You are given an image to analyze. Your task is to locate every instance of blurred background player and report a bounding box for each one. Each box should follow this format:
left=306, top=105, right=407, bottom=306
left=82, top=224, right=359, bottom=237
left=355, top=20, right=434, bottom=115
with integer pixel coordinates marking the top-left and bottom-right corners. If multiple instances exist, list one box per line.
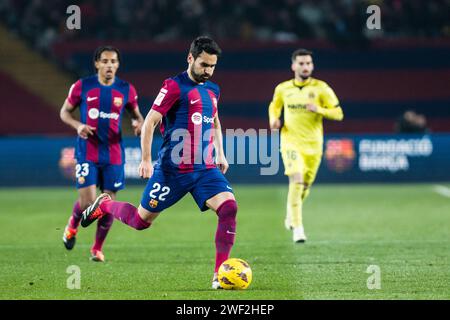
left=269, top=49, right=344, bottom=243
left=395, top=110, right=429, bottom=134
left=80, top=37, right=238, bottom=289
left=60, top=46, right=144, bottom=261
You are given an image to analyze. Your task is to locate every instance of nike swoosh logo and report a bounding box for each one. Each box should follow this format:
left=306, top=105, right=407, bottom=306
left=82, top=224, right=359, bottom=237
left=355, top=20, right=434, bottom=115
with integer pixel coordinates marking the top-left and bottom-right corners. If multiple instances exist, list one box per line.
left=190, top=99, right=200, bottom=104
left=114, top=182, right=122, bottom=187
left=87, top=97, right=98, bottom=102
left=226, top=185, right=233, bottom=190
left=226, top=230, right=236, bottom=235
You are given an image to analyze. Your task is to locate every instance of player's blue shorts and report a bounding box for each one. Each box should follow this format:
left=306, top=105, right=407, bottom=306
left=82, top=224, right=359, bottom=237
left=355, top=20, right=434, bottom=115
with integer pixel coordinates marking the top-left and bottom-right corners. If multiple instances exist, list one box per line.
left=140, top=167, right=233, bottom=213
left=75, top=160, right=125, bottom=192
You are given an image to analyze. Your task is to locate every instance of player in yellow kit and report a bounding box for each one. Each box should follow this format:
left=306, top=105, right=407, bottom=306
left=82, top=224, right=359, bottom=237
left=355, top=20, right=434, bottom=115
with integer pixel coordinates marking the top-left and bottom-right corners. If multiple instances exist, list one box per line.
left=268, top=49, right=344, bottom=243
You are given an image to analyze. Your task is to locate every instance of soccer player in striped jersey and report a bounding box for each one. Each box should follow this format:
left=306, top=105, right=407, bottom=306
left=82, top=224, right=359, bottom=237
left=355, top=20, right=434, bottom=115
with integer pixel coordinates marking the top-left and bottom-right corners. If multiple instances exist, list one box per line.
left=269, top=49, right=344, bottom=243
left=60, top=46, right=144, bottom=261
left=80, top=37, right=238, bottom=289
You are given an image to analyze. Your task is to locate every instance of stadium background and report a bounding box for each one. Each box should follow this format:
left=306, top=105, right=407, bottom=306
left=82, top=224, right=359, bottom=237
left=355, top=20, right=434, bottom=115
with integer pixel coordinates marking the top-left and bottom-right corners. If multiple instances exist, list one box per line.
left=1, top=0, right=449, bottom=186
left=0, top=0, right=449, bottom=300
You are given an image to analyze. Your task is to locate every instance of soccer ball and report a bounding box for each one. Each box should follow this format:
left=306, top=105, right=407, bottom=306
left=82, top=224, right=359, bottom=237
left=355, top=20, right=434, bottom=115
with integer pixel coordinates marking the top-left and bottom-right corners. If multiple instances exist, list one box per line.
left=218, top=258, right=252, bottom=290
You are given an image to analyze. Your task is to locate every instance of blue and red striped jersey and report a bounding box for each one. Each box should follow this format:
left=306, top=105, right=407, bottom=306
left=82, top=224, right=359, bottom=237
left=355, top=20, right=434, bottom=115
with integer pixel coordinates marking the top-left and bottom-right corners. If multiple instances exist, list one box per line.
left=67, top=75, right=138, bottom=165
left=151, top=71, right=219, bottom=173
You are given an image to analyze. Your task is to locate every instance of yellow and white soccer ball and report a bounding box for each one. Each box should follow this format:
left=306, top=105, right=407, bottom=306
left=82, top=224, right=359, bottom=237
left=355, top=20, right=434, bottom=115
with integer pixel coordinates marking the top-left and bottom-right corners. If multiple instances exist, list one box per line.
left=218, top=258, right=252, bottom=290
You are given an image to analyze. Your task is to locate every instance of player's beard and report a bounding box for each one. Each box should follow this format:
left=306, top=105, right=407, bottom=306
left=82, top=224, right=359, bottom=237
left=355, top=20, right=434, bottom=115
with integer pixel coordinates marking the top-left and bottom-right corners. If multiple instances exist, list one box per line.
left=190, top=67, right=210, bottom=83
left=299, top=70, right=312, bottom=81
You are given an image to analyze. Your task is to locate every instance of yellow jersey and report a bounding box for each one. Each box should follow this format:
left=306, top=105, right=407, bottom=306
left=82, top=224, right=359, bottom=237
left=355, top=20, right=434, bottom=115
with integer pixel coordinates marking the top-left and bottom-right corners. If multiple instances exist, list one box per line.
left=268, top=77, right=343, bottom=152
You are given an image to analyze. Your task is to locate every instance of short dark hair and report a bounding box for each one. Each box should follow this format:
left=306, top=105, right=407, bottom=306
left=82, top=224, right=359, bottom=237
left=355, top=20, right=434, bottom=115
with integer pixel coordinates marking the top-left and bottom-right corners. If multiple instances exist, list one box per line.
left=93, top=46, right=121, bottom=70
left=189, top=36, right=222, bottom=59
left=291, top=48, right=313, bottom=61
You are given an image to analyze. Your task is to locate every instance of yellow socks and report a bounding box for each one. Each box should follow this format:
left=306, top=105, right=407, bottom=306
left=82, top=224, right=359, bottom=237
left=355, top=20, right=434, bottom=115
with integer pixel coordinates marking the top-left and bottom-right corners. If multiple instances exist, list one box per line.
left=287, top=182, right=304, bottom=228
left=302, top=187, right=310, bottom=201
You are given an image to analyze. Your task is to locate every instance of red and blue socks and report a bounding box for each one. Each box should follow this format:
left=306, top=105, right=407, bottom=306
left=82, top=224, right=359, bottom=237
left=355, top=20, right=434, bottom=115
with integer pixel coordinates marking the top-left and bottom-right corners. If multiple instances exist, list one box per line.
left=214, top=200, right=238, bottom=272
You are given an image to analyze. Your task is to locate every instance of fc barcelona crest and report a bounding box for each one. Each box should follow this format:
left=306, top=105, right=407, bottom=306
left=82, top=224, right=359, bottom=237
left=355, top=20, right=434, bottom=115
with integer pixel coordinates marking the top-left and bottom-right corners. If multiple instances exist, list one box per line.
left=149, top=199, right=158, bottom=208
left=114, top=97, right=123, bottom=107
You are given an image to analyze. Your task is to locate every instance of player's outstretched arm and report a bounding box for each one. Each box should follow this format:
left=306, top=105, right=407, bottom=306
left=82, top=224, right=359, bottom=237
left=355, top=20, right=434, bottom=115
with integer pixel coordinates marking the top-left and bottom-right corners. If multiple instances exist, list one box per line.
left=139, top=109, right=163, bottom=178
left=60, top=99, right=95, bottom=139
left=319, top=106, right=344, bottom=121
left=306, top=104, right=344, bottom=121
left=213, top=114, right=229, bottom=174
left=306, top=84, right=343, bottom=121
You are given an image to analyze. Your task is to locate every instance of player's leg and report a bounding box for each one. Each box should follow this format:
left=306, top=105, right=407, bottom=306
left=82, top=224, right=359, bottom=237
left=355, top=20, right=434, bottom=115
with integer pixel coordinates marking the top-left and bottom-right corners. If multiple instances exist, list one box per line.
left=288, top=172, right=307, bottom=243
left=297, top=152, right=322, bottom=239
left=102, top=200, right=159, bottom=229
left=67, top=201, right=82, bottom=230
left=302, top=152, right=322, bottom=202
left=207, top=192, right=237, bottom=268
left=81, top=167, right=186, bottom=230
left=88, top=163, right=123, bottom=262
left=63, top=162, right=98, bottom=250
left=209, top=192, right=237, bottom=289
left=281, top=148, right=306, bottom=239
left=82, top=192, right=157, bottom=230
left=63, top=185, right=97, bottom=250
left=292, top=152, right=322, bottom=243
left=191, top=169, right=237, bottom=289
left=89, top=189, right=116, bottom=262
left=302, top=183, right=311, bottom=201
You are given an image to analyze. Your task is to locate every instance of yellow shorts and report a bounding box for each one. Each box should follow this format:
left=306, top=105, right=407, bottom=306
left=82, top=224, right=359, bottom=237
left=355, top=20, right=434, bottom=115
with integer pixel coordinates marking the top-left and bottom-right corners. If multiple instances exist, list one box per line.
left=281, top=146, right=322, bottom=185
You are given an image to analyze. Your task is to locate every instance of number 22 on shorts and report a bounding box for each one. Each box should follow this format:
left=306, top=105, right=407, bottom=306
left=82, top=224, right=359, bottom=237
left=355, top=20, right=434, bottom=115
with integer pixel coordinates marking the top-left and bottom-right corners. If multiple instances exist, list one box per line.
left=149, top=183, right=171, bottom=201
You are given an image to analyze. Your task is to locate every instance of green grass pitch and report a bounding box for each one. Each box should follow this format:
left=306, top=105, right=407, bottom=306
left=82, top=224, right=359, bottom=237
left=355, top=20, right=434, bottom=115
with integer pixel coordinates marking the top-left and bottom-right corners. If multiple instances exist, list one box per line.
left=0, top=184, right=449, bottom=299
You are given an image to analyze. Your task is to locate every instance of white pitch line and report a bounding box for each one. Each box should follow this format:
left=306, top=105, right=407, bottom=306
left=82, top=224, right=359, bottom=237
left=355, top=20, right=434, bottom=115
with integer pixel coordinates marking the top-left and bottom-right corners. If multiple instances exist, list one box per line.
left=433, top=185, right=450, bottom=198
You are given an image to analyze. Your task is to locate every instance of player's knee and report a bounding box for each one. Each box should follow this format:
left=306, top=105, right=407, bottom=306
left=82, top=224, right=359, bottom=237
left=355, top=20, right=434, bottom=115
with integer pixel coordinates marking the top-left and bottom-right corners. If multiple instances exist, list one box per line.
left=138, top=206, right=159, bottom=226
left=216, top=199, right=238, bottom=221
left=289, top=173, right=303, bottom=184
left=139, top=213, right=153, bottom=225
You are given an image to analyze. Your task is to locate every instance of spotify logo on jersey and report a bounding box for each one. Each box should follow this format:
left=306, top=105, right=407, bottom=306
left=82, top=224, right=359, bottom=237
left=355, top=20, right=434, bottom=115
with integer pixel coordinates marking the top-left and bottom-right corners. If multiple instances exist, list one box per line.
left=191, top=112, right=202, bottom=125
left=88, top=108, right=99, bottom=119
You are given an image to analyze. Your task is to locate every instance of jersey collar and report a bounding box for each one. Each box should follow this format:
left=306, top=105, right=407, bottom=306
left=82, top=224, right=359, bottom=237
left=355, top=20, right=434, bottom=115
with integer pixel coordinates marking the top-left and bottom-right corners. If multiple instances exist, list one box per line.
left=184, top=70, right=206, bottom=86
left=96, top=75, right=116, bottom=87
left=293, top=77, right=312, bottom=88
